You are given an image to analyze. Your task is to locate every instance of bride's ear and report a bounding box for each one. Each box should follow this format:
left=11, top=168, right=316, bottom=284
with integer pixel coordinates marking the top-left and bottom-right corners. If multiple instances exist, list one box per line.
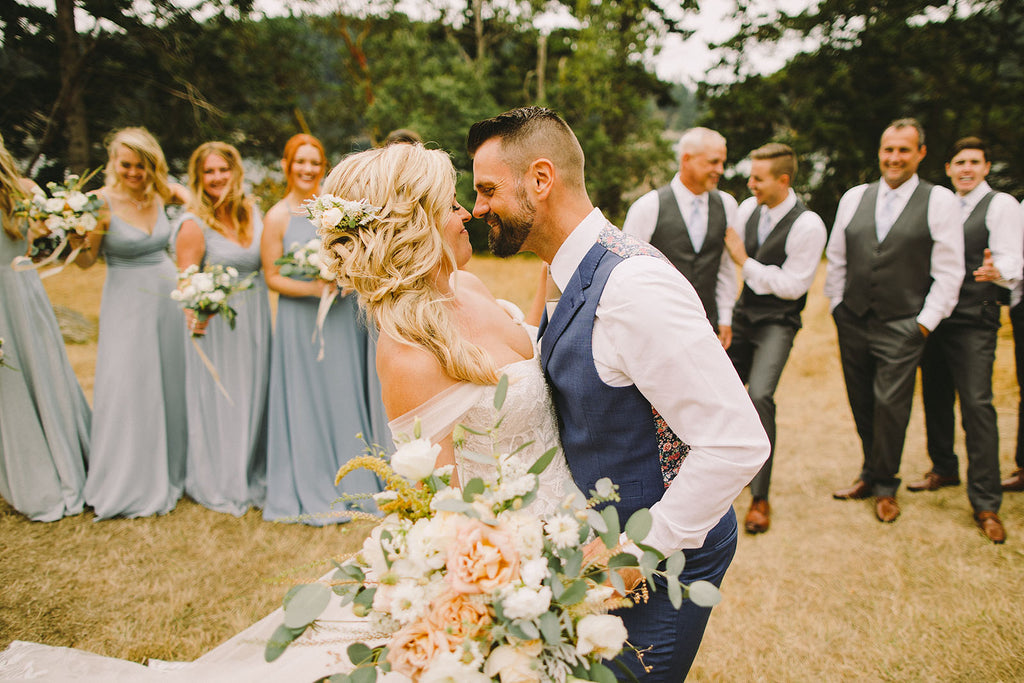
left=528, top=158, right=555, bottom=201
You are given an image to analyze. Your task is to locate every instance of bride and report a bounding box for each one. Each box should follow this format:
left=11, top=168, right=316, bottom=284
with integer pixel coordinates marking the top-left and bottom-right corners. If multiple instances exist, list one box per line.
left=318, top=141, right=575, bottom=513
left=0, top=143, right=575, bottom=681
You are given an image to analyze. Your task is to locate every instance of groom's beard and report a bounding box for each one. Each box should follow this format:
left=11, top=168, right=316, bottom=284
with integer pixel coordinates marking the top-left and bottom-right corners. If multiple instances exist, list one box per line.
left=487, top=184, right=536, bottom=257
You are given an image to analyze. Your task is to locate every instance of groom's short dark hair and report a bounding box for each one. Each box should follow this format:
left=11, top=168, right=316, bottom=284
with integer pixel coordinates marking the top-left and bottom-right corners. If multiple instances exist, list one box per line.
left=467, top=107, right=585, bottom=191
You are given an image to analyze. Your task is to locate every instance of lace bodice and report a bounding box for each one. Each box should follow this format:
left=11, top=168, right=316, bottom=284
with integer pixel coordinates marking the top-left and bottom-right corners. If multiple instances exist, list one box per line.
left=388, top=303, right=578, bottom=517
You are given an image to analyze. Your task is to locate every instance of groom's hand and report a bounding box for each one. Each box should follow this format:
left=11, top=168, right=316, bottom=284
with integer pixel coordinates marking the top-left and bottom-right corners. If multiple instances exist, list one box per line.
left=582, top=538, right=645, bottom=596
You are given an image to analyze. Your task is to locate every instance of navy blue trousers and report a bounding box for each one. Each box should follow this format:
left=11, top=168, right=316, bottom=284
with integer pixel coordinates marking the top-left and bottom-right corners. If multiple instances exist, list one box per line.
left=613, top=508, right=738, bottom=682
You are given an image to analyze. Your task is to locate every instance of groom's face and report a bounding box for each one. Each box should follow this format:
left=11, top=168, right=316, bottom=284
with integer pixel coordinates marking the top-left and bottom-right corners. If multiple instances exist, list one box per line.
left=472, top=138, right=537, bottom=257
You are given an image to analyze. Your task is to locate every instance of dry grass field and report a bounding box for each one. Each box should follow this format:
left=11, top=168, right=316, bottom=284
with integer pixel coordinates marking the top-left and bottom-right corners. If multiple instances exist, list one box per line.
left=2, top=253, right=1023, bottom=681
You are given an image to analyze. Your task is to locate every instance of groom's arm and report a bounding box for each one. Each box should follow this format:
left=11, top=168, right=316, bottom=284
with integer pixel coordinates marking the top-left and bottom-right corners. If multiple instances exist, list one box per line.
left=593, top=256, right=769, bottom=555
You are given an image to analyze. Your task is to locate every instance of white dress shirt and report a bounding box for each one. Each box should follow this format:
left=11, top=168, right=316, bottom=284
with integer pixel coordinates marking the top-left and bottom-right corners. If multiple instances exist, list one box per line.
left=956, top=181, right=1023, bottom=305
left=824, top=175, right=965, bottom=331
left=734, top=190, right=828, bottom=300
left=547, top=209, right=770, bottom=555
left=622, top=175, right=740, bottom=326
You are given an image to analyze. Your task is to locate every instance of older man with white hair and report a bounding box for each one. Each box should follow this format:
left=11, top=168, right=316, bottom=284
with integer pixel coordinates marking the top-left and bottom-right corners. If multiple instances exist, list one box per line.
left=623, top=127, right=739, bottom=347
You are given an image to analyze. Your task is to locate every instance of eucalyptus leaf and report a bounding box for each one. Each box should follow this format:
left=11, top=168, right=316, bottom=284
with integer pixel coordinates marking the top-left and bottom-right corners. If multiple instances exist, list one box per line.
left=347, top=642, right=374, bottom=666
left=559, top=579, right=588, bottom=605
left=458, top=449, right=496, bottom=465
left=667, top=576, right=683, bottom=609
left=539, top=611, right=562, bottom=644
left=527, top=446, right=559, bottom=476
left=608, top=569, right=625, bottom=596
left=510, top=439, right=535, bottom=456
left=624, top=508, right=652, bottom=543
left=586, top=508, right=608, bottom=534
left=350, top=665, right=378, bottom=683
left=283, top=583, right=331, bottom=629
left=431, top=498, right=477, bottom=515
left=639, top=551, right=659, bottom=581
left=326, top=676, right=350, bottom=683
left=608, top=552, right=639, bottom=568
left=563, top=549, right=583, bottom=576
left=493, top=373, right=509, bottom=410
left=462, top=477, right=486, bottom=501
left=665, top=551, right=686, bottom=577
left=353, top=587, right=377, bottom=610
left=264, top=623, right=306, bottom=662
left=589, top=661, right=618, bottom=683
left=686, top=580, right=722, bottom=608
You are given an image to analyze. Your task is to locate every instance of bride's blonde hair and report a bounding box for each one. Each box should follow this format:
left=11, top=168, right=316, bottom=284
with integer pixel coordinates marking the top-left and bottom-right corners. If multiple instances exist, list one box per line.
left=320, top=143, right=499, bottom=385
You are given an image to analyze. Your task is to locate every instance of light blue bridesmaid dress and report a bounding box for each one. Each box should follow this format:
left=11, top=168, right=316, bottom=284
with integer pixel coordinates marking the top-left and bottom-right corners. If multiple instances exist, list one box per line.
left=263, top=212, right=382, bottom=524
left=0, top=220, right=89, bottom=521
left=178, top=211, right=270, bottom=516
left=364, top=326, right=395, bottom=453
left=83, top=205, right=187, bottom=519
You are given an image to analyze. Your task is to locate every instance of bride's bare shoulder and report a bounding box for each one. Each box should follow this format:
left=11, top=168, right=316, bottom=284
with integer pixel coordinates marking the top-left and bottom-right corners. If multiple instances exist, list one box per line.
left=376, top=332, right=459, bottom=419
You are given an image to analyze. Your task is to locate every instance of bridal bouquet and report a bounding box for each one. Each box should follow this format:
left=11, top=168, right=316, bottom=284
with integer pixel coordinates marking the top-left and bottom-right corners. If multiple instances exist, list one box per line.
left=268, top=377, right=721, bottom=682
left=11, top=170, right=104, bottom=276
left=275, top=238, right=333, bottom=281
left=170, top=264, right=256, bottom=337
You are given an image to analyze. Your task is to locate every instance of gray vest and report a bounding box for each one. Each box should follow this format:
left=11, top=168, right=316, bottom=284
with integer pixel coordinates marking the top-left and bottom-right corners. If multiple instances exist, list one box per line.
left=843, top=181, right=934, bottom=321
left=649, top=185, right=727, bottom=326
left=946, top=191, right=1003, bottom=328
left=734, top=200, right=809, bottom=329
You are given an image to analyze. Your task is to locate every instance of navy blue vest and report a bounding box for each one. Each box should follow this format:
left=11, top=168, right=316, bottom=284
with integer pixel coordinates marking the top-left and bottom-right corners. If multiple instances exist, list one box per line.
left=540, top=225, right=690, bottom=519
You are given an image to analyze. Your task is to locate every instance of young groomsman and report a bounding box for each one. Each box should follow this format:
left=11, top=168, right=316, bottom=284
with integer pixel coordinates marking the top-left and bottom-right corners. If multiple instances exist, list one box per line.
left=724, top=143, right=827, bottom=534
left=909, top=137, right=1022, bottom=543
left=622, top=127, right=739, bottom=347
left=826, top=118, right=964, bottom=523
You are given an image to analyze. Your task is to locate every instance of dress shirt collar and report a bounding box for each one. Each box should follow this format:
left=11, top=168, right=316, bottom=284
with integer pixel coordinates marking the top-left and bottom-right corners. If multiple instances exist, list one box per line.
left=549, top=207, right=608, bottom=294
left=959, top=180, right=992, bottom=212
left=764, top=188, right=797, bottom=224
left=671, top=174, right=706, bottom=209
left=879, top=174, right=919, bottom=204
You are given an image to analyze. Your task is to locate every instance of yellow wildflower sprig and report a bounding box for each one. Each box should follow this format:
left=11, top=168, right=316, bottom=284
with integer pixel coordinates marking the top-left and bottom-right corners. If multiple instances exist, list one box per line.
left=334, top=455, right=434, bottom=521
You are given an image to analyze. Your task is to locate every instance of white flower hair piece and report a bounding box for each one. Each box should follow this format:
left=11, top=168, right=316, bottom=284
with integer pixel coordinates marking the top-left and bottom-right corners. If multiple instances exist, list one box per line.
left=304, top=194, right=383, bottom=233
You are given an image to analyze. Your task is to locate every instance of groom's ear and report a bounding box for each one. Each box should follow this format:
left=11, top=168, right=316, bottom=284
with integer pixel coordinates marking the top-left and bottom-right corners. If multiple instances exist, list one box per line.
left=528, top=158, right=555, bottom=201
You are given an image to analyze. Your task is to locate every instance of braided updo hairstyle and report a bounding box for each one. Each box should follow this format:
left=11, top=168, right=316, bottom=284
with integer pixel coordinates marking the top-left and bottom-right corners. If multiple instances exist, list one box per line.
left=319, top=143, right=500, bottom=385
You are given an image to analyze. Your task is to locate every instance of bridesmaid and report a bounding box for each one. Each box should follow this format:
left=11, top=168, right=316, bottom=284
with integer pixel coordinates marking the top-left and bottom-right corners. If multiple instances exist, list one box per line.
left=74, top=127, right=189, bottom=519
left=0, top=133, right=90, bottom=521
left=175, top=142, right=269, bottom=516
left=260, top=134, right=381, bottom=524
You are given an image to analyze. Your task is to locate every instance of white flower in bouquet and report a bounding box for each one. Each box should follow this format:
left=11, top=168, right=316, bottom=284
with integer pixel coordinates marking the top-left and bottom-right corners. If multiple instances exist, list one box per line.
left=66, top=192, right=89, bottom=212
left=575, top=614, right=628, bottom=660
left=422, top=649, right=491, bottom=683
left=44, top=215, right=63, bottom=232
left=44, top=197, right=66, bottom=213
left=78, top=212, right=98, bottom=233
left=171, top=264, right=256, bottom=337
left=391, top=437, right=441, bottom=481
left=388, top=580, right=434, bottom=624
left=320, top=206, right=344, bottom=229
left=483, top=642, right=543, bottom=683
left=544, top=512, right=581, bottom=549
left=305, top=194, right=382, bottom=234
left=518, top=557, right=551, bottom=588
left=498, top=583, right=552, bottom=621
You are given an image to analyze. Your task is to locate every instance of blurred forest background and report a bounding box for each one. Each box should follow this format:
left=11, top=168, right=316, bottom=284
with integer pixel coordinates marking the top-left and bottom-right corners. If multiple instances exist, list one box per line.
left=2, top=0, right=1023, bottom=249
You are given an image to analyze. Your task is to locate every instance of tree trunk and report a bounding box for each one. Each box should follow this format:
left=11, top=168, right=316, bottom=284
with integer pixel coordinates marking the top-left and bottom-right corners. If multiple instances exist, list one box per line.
left=55, top=0, right=89, bottom=173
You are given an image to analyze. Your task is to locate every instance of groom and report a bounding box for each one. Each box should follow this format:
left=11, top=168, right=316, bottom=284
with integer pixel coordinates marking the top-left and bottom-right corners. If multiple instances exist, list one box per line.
left=468, top=107, right=769, bottom=680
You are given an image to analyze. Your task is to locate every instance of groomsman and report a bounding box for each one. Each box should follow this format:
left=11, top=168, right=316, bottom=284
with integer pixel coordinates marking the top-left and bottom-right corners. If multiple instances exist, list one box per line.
left=1001, top=198, right=1024, bottom=494
left=825, top=118, right=963, bottom=523
left=908, top=137, right=1021, bottom=543
left=724, top=143, right=827, bottom=534
left=622, top=127, right=739, bottom=347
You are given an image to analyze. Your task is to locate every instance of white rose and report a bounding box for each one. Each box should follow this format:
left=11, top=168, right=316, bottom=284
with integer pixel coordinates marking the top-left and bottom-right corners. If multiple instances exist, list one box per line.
left=226, top=266, right=239, bottom=278
left=421, top=652, right=490, bottom=683
left=66, top=192, right=88, bottom=212
left=307, top=252, right=321, bottom=268
left=484, top=645, right=542, bottom=683
left=78, top=212, right=98, bottom=232
left=207, top=290, right=226, bottom=304
left=45, top=197, right=66, bottom=213
left=44, top=215, right=63, bottom=232
left=519, top=558, right=550, bottom=588
left=192, top=273, right=215, bottom=292
left=320, top=207, right=344, bottom=229
left=181, top=285, right=198, bottom=301
left=170, top=289, right=184, bottom=302
left=575, top=614, right=628, bottom=660
left=500, top=584, right=552, bottom=621
left=391, top=438, right=440, bottom=481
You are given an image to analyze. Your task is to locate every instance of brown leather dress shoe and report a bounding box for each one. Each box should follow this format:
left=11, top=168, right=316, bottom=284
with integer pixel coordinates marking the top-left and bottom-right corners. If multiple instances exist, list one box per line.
left=744, top=499, right=771, bottom=534
left=875, top=496, right=900, bottom=523
left=833, top=479, right=872, bottom=500
left=906, top=471, right=961, bottom=492
left=975, top=511, right=1006, bottom=544
left=1002, top=468, right=1024, bottom=492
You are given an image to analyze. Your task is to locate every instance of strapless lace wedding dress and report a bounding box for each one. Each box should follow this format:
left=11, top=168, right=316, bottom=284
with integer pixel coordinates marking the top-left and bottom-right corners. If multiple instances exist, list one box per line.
left=0, top=303, right=575, bottom=682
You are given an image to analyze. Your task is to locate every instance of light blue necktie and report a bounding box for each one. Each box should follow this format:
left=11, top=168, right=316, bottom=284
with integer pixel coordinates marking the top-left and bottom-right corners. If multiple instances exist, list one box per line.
left=757, top=208, right=772, bottom=247
left=688, top=197, right=706, bottom=252
left=876, top=190, right=899, bottom=242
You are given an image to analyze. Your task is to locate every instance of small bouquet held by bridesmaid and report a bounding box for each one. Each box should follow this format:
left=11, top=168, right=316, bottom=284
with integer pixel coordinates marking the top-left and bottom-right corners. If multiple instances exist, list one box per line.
left=11, top=170, right=104, bottom=277
left=268, top=377, right=721, bottom=682
left=275, top=238, right=334, bottom=282
left=171, top=264, right=256, bottom=401
left=0, top=337, right=18, bottom=372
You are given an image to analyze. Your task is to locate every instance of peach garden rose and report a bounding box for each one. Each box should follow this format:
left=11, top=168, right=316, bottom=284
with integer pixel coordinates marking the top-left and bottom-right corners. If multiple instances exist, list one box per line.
left=445, top=518, right=520, bottom=594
